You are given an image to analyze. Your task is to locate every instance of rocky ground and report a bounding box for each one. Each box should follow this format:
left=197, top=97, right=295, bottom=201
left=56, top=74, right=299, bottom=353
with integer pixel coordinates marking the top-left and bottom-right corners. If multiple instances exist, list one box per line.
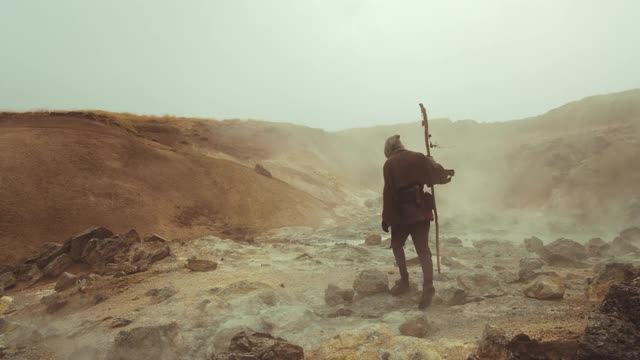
left=1, top=207, right=639, bottom=359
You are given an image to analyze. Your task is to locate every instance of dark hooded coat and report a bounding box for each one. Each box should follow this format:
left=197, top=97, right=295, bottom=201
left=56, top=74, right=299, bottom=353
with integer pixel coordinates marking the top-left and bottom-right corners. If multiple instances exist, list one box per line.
left=382, top=148, right=438, bottom=226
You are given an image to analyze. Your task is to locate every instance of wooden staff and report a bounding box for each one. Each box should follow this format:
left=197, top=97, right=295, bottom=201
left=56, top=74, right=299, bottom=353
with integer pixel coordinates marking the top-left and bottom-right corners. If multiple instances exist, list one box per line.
left=419, top=103, right=441, bottom=274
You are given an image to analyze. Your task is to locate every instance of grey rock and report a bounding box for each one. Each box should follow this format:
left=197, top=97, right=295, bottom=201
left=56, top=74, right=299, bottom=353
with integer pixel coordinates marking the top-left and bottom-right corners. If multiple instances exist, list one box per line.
left=82, top=236, right=130, bottom=266
left=518, top=257, right=545, bottom=281
left=143, top=234, right=168, bottom=243
left=324, top=284, right=355, bottom=306
left=364, top=234, right=382, bottom=246
left=0, top=272, right=16, bottom=294
left=107, top=322, right=181, bottom=360
left=187, top=259, right=218, bottom=272
left=439, top=286, right=467, bottom=305
left=578, top=277, right=640, bottom=360
left=541, top=238, right=588, bottom=268
left=586, top=238, right=610, bottom=257
left=30, top=243, right=65, bottom=269
left=54, top=272, right=78, bottom=292
left=68, top=227, right=114, bottom=261
left=524, top=236, right=544, bottom=254
left=254, top=164, right=273, bottom=178
left=215, top=331, right=304, bottom=360
left=399, top=314, right=435, bottom=338
left=43, top=253, right=72, bottom=278
left=146, top=287, right=177, bottom=304
left=442, top=256, right=465, bottom=269
left=353, top=269, right=389, bottom=296
left=524, top=275, right=566, bottom=300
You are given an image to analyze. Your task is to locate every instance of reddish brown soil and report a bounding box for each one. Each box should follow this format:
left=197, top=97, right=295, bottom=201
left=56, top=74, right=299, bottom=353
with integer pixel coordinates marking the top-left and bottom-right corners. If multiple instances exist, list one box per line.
left=0, top=112, right=330, bottom=263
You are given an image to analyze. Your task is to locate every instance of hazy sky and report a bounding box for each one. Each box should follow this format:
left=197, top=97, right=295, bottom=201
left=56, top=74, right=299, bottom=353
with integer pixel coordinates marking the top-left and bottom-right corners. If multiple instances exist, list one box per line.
left=1, top=1, right=638, bottom=129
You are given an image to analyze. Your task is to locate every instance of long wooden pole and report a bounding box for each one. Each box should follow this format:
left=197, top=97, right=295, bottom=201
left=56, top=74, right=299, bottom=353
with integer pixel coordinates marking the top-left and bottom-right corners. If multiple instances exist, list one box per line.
left=419, top=103, right=441, bottom=274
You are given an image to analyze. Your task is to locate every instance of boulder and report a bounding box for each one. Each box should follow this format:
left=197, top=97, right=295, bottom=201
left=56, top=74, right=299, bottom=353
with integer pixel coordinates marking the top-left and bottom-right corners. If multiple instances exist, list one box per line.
left=0, top=273, right=16, bottom=292
left=107, top=322, right=181, bottom=360
left=43, top=254, right=72, bottom=278
left=585, top=238, right=610, bottom=257
left=82, top=236, right=130, bottom=266
left=610, top=236, right=639, bottom=255
left=186, top=259, right=218, bottom=272
left=68, top=227, right=114, bottom=261
left=254, top=164, right=273, bottom=178
left=364, top=234, right=382, bottom=246
left=124, top=229, right=141, bottom=243
left=353, top=269, right=389, bottom=296
left=586, top=263, right=638, bottom=301
left=578, top=277, right=640, bottom=360
left=469, top=324, right=578, bottom=360
left=214, top=331, right=303, bottom=360
left=524, top=275, right=566, bottom=300
left=326, top=308, right=353, bottom=318
left=439, top=286, right=467, bottom=306
left=399, top=314, right=435, bottom=338
left=131, top=241, right=171, bottom=267
left=55, top=272, right=78, bottom=292
left=524, top=236, right=544, bottom=254
left=18, top=265, right=43, bottom=287
left=324, top=284, right=355, bottom=306
left=146, top=287, right=177, bottom=304
left=518, top=257, right=545, bottom=281
left=540, top=238, right=588, bottom=268
left=26, top=243, right=65, bottom=269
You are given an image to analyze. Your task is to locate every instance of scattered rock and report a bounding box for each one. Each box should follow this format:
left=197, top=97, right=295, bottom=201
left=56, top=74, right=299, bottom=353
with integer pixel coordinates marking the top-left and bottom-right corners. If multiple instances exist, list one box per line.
left=524, top=236, right=544, bottom=254
left=439, top=286, right=467, bottom=305
left=16, top=265, right=43, bottom=286
left=399, top=314, right=435, bottom=338
left=540, top=238, right=588, bottom=268
left=146, top=287, right=177, bottom=304
left=469, top=324, right=578, bottom=360
left=214, top=331, right=303, bottom=360
left=364, top=234, right=382, bottom=246
left=578, top=276, right=640, bottom=360
left=0, top=273, right=16, bottom=293
left=1, top=296, right=14, bottom=314
left=131, top=241, right=171, bottom=267
left=27, top=243, right=65, bottom=269
left=187, top=259, right=218, bottom=272
left=68, top=227, right=114, bottom=261
left=124, top=229, right=141, bottom=243
left=54, top=272, right=78, bottom=292
left=326, top=308, right=353, bottom=318
left=107, top=322, right=181, bottom=360
left=254, top=164, right=273, bottom=178
left=324, top=284, right=355, bottom=306
left=585, top=237, right=610, bottom=257
left=82, top=236, right=130, bottom=266
left=472, top=239, right=503, bottom=249
left=586, top=262, right=638, bottom=301
left=144, top=234, right=168, bottom=243
left=109, top=318, right=133, bottom=329
left=353, top=269, right=389, bottom=296
left=442, top=256, right=465, bottom=269
left=524, top=275, right=566, bottom=300
left=43, top=253, right=72, bottom=278
left=518, top=257, right=545, bottom=281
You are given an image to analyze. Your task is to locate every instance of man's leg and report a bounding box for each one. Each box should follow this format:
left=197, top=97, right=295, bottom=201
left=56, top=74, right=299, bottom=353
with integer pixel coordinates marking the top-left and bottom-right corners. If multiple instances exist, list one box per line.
left=390, top=224, right=410, bottom=296
left=409, top=220, right=434, bottom=308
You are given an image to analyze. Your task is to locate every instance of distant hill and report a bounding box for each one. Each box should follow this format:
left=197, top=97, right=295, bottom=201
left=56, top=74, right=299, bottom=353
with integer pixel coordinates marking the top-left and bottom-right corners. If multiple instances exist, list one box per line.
left=1, top=89, right=638, bottom=262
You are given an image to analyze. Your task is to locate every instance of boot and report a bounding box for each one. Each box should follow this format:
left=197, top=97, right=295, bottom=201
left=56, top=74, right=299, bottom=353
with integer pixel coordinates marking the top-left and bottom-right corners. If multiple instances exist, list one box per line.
left=418, top=286, right=435, bottom=309
left=390, top=279, right=410, bottom=296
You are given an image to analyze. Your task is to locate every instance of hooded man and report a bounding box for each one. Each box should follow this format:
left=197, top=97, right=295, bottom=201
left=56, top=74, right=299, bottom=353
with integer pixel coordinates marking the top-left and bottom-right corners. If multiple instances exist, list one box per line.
left=382, top=134, right=452, bottom=309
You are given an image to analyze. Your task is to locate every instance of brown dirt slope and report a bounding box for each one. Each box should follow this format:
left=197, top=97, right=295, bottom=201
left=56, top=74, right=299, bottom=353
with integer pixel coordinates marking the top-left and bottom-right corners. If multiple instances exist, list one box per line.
left=0, top=112, right=330, bottom=263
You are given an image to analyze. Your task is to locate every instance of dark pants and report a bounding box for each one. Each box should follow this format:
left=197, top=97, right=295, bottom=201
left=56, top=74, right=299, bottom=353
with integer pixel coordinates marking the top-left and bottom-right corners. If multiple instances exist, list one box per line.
left=391, top=220, right=434, bottom=291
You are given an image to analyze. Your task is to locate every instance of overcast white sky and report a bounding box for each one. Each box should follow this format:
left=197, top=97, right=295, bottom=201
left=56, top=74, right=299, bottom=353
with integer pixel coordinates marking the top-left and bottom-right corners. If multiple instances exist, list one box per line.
left=1, top=1, right=638, bottom=129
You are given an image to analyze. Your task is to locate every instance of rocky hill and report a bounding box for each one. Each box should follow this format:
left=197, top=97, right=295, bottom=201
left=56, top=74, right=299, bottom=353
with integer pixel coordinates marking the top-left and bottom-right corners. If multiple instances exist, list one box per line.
left=1, top=90, right=639, bottom=262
